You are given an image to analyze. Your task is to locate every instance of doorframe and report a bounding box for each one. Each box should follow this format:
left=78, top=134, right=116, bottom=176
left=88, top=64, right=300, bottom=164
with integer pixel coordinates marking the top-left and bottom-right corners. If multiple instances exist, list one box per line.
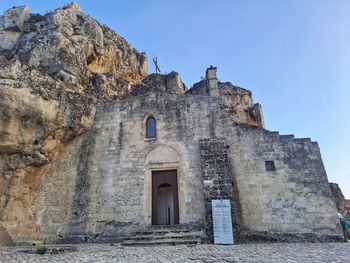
left=151, top=170, right=179, bottom=225
left=144, top=165, right=182, bottom=226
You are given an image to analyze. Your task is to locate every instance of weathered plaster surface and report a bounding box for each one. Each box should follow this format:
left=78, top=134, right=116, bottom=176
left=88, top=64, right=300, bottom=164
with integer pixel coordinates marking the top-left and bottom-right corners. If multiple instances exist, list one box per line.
left=32, top=92, right=343, bottom=244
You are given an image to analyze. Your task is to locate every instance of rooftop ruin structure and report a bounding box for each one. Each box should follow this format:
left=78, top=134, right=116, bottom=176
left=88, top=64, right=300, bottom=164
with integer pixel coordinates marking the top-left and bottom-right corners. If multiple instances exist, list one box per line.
left=0, top=4, right=344, bottom=246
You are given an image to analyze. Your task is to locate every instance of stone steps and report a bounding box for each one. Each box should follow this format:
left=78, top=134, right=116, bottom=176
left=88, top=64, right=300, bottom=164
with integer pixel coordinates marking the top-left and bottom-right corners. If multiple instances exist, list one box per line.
left=122, top=227, right=205, bottom=246
left=123, top=238, right=200, bottom=246
left=136, top=229, right=192, bottom=236
left=270, top=131, right=316, bottom=145
left=126, top=231, right=203, bottom=240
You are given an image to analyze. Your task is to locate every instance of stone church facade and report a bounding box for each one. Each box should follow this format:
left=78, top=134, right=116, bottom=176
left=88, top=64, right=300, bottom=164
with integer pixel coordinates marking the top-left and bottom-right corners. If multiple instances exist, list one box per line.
left=0, top=4, right=343, bottom=245
left=39, top=66, right=343, bottom=244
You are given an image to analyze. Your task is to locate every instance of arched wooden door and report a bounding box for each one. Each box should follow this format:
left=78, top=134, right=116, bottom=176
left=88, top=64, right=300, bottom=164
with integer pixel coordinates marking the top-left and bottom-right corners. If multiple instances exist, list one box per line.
left=152, top=170, right=179, bottom=225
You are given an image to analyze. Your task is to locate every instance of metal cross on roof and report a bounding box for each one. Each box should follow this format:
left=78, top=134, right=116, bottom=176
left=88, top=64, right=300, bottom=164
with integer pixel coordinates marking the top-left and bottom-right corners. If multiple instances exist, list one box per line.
left=152, top=57, right=161, bottom=74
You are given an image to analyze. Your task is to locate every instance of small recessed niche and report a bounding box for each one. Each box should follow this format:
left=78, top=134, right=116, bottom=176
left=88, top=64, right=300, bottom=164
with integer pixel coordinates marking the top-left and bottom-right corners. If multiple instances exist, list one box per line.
left=265, top=161, right=276, bottom=171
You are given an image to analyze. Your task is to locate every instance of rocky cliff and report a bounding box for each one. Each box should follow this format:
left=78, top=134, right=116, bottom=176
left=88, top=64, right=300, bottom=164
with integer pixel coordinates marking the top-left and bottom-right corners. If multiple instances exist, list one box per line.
left=0, top=3, right=149, bottom=244
left=0, top=3, right=257, bottom=245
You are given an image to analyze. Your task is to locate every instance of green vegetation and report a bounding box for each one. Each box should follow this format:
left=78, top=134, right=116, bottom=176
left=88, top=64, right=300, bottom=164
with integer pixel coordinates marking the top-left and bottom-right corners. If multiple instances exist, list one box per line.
left=35, top=247, right=48, bottom=255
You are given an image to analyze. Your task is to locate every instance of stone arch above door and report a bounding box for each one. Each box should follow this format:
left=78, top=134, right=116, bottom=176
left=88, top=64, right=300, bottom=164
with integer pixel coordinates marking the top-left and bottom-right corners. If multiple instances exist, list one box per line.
left=146, top=145, right=181, bottom=165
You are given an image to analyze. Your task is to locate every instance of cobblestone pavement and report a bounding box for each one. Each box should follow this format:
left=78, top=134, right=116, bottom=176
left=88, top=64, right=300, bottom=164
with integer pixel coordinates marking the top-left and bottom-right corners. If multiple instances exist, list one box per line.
left=0, top=242, right=349, bottom=263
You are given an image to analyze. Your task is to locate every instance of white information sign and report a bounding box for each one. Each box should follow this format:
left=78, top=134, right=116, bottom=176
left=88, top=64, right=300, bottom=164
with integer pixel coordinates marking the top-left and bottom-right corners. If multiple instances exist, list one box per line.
left=184, top=195, right=192, bottom=203
left=211, top=199, right=234, bottom=245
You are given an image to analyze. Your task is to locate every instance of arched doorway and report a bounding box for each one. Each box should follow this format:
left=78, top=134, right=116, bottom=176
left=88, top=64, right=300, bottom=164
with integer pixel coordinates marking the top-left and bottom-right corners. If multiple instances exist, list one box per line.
left=152, top=170, right=179, bottom=225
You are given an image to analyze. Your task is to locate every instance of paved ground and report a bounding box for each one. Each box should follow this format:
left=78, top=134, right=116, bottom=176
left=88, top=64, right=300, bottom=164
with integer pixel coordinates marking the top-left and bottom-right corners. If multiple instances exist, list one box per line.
left=0, top=242, right=349, bottom=263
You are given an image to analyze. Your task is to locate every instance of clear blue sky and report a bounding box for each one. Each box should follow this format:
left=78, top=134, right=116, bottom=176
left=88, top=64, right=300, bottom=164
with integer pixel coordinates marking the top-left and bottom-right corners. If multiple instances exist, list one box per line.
left=1, top=0, right=349, bottom=198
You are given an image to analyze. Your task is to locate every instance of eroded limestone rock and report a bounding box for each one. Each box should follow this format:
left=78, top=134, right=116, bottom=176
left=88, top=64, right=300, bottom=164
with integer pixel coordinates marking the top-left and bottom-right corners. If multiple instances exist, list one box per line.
left=0, top=3, right=148, bottom=244
left=187, top=79, right=258, bottom=125
left=0, top=6, right=30, bottom=50
left=2, top=6, right=30, bottom=32
left=0, top=226, right=13, bottom=246
left=131, top=71, right=187, bottom=95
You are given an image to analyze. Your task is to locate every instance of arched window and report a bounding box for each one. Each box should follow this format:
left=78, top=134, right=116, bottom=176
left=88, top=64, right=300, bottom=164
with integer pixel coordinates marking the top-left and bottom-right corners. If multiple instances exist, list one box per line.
left=146, top=116, right=156, bottom=138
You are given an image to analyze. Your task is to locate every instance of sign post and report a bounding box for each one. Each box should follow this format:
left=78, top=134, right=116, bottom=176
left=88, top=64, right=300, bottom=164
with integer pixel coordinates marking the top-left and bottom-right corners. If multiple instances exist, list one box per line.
left=211, top=199, right=234, bottom=245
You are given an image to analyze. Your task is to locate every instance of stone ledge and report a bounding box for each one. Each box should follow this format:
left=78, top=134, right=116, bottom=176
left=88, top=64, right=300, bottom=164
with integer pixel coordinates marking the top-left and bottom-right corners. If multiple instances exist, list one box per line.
left=239, top=230, right=345, bottom=243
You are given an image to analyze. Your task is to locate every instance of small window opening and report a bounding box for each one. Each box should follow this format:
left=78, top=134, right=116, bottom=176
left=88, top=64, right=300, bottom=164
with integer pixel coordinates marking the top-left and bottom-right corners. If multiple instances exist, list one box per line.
left=146, top=116, right=156, bottom=138
left=265, top=161, right=276, bottom=171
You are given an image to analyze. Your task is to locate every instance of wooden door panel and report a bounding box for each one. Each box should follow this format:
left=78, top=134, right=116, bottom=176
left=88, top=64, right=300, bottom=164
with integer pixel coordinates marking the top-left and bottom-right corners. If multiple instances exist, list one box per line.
left=152, top=170, right=179, bottom=225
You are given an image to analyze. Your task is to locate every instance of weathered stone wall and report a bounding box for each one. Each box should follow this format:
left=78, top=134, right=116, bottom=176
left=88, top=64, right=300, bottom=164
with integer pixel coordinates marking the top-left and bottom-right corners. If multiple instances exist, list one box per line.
left=345, top=200, right=350, bottom=219
left=34, top=91, right=343, bottom=244
left=39, top=92, right=229, bottom=243
left=131, top=72, right=187, bottom=95
left=38, top=137, right=86, bottom=244
left=225, top=125, right=343, bottom=242
left=187, top=79, right=260, bottom=126
left=329, top=183, right=346, bottom=214
left=0, top=226, right=13, bottom=246
left=199, top=138, right=242, bottom=243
